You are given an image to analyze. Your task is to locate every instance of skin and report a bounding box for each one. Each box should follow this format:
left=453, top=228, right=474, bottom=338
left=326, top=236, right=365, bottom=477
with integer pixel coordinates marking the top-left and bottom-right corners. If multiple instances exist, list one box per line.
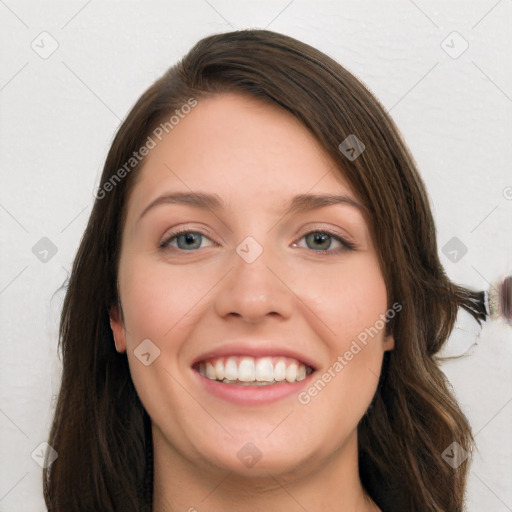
left=110, top=92, right=394, bottom=512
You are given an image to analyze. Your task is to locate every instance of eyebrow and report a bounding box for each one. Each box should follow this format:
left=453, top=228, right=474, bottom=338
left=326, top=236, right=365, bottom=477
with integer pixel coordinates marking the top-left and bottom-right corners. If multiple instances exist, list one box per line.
left=137, top=191, right=366, bottom=223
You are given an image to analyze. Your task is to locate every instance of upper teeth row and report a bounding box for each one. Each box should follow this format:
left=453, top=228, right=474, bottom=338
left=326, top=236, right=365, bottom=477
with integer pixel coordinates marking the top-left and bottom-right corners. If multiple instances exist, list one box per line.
left=198, top=356, right=311, bottom=383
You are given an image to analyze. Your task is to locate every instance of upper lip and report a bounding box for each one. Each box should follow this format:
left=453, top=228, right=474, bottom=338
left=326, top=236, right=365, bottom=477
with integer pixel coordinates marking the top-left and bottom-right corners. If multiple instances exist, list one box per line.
left=192, top=342, right=318, bottom=370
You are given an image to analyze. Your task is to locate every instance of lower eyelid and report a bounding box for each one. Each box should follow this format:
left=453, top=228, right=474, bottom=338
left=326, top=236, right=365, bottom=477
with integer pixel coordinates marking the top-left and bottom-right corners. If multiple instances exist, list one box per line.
left=160, top=230, right=354, bottom=252
left=294, top=232, right=354, bottom=251
left=160, top=231, right=216, bottom=249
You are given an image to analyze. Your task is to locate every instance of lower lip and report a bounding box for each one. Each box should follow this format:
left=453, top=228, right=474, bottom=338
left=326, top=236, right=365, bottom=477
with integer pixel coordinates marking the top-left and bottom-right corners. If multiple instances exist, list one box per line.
left=192, top=369, right=315, bottom=405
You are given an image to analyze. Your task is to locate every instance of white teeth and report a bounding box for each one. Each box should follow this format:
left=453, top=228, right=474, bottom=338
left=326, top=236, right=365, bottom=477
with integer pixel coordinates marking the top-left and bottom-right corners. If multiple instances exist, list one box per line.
left=255, top=357, right=273, bottom=382
left=273, top=359, right=286, bottom=381
left=205, top=361, right=216, bottom=380
left=238, top=357, right=256, bottom=382
left=285, top=362, right=297, bottom=383
left=197, top=356, right=312, bottom=384
left=274, top=359, right=286, bottom=382
left=214, top=359, right=225, bottom=380
left=224, top=357, right=238, bottom=381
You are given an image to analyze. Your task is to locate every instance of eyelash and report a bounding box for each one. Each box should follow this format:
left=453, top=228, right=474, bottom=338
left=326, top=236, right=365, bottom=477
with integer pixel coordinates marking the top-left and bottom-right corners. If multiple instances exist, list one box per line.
left=159, top=228, right=356, bottom=255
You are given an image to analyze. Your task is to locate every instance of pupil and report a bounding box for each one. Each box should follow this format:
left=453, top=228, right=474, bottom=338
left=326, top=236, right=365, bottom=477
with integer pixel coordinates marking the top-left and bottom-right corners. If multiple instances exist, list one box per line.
left=176, top=232, right=332, bottom=251
left=309, top=232, right=330, bottom=250
left=179, top=233, right=201, bottom=250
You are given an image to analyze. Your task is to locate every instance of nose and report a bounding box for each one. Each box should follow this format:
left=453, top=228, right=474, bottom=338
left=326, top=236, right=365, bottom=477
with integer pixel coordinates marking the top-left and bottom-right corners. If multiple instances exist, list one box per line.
left=213, top=240, right=294, bottom=323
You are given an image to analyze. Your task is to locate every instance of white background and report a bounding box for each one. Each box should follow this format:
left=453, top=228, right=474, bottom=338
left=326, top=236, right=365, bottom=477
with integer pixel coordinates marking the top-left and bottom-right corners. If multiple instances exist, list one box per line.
left=1, top=1, right=511, bottom=511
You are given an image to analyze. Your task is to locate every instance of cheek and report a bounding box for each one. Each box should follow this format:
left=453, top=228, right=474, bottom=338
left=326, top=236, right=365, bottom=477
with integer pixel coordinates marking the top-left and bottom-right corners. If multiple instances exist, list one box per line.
left=301, top=254, right=388, bottom=342
left=298, top=255, right=387, bottom=409
left=117, top=257, right=195, bottom=428
left=118, top=255, right=208, bottom=345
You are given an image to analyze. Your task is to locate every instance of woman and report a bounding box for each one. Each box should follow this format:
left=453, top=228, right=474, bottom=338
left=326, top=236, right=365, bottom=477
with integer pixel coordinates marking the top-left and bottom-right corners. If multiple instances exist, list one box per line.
left=43, top=29, right=490, bottom=511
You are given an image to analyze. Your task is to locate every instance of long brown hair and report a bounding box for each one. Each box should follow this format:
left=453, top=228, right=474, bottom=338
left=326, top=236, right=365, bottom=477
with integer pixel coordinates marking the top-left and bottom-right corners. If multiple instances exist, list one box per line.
left=43, top=29, right=487, bottom=511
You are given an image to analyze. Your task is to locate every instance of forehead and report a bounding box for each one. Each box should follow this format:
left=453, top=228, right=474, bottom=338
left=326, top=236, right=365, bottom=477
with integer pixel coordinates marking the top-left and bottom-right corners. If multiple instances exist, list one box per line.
left=127, top=92, right=359, bottom=218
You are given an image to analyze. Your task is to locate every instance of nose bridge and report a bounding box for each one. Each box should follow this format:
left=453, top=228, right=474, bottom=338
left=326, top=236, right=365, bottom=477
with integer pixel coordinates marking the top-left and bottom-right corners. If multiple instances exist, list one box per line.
left=213, top=233, right=294, bottom=321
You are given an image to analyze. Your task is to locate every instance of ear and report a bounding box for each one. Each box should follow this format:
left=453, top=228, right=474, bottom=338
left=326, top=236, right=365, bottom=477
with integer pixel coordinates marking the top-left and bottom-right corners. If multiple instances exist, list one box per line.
left=383, top=334, right=395, bottom=352
left=109, top=305, right=127, bottom=353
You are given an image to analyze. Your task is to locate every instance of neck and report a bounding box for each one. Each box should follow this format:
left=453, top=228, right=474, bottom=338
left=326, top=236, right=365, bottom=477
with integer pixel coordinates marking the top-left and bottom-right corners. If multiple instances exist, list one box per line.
left=151, top=426, right=380, bottom=512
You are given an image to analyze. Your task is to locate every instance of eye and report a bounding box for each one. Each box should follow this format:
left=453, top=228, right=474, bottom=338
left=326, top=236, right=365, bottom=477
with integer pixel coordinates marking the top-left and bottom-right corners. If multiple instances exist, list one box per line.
left=159, top=230, right=216, bottom=251
left=293, top=229, right=355, bottom=255
left=159, top=228, right=355, bottom=255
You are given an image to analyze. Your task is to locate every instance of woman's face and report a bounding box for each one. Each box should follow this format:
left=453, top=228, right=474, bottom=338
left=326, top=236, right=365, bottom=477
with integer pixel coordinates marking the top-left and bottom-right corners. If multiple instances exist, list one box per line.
left=110, top=92, right=394, bottom=478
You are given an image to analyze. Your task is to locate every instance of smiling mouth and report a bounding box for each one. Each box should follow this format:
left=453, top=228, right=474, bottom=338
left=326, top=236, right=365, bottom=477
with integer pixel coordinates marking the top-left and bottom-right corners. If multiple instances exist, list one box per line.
left=193, top=355, right=314, bottom=385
